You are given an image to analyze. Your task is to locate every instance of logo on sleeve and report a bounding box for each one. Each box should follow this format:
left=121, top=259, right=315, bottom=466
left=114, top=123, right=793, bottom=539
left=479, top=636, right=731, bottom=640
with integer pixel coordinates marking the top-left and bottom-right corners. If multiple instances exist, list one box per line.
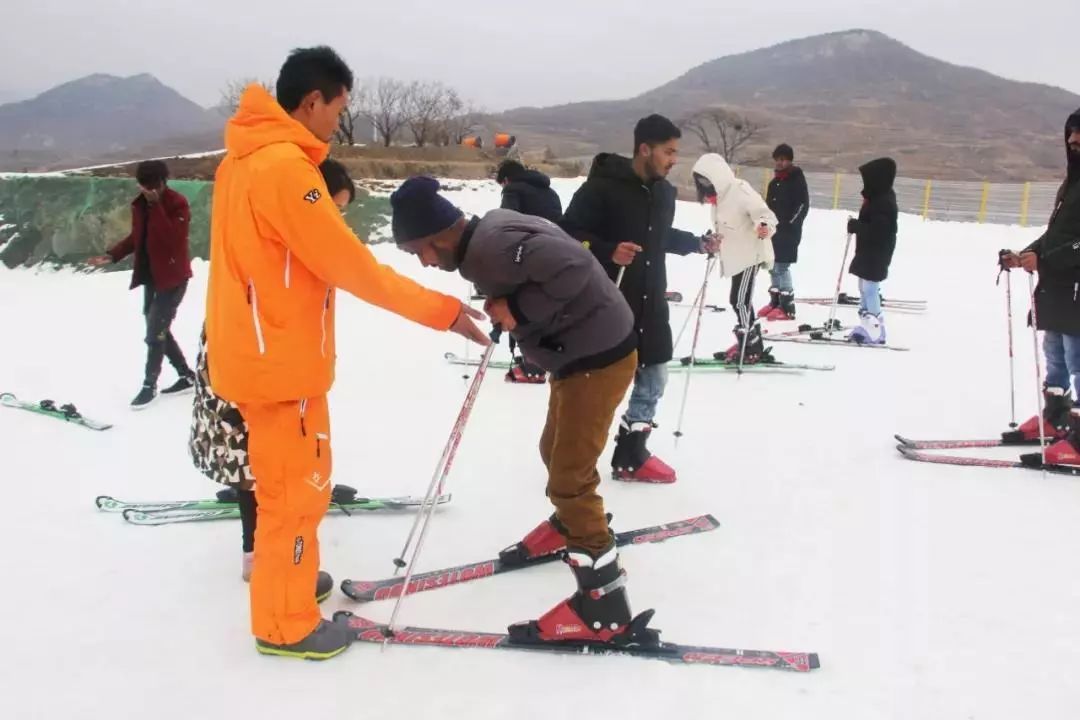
left=303, top=188, right=322, bottom=204
left=513, top=243, right=525, bottom=264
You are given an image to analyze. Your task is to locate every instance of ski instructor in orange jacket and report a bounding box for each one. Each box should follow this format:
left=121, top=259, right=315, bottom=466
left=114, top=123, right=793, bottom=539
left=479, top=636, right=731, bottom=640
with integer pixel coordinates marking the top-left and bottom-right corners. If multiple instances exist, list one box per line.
left=205, top=46, right=489, bottom=660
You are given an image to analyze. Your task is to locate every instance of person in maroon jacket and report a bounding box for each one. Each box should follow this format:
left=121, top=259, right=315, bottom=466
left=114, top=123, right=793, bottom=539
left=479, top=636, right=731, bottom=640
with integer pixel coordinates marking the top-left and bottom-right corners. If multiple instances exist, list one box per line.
left=89, top=160, right=194, bottom=409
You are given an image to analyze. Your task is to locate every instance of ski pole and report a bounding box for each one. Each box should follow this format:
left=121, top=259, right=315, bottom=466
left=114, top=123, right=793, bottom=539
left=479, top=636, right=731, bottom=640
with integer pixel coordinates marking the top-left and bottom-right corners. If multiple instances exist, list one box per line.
left=673, top=255, right=716, bottom=442
left=672, top=260, right=715, bottom=351
left=390, top=328, right=499, bottom=579
left=1028, top=273, right=1047, bottom=474
left=826, top=232, right=854, bottom=338
left=996, top=252, right=1018, bottom=428
left=616, top=266, right=626, bottom=288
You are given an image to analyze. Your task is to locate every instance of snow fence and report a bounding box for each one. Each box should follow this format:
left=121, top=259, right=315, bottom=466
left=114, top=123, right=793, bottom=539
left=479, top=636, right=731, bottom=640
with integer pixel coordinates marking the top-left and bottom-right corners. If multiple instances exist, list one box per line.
left=0, top=175, right=391, bottom=270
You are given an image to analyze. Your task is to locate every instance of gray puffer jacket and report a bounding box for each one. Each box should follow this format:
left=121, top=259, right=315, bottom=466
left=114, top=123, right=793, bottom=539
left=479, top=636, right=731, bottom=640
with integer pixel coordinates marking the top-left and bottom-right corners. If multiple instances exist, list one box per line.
left=459, top=209, right=635, bottom=377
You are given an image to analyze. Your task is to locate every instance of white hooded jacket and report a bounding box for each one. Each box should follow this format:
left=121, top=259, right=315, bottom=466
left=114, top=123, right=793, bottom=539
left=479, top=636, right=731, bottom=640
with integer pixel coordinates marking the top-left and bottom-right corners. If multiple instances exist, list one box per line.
left=691, top=153, right=777, bottom=278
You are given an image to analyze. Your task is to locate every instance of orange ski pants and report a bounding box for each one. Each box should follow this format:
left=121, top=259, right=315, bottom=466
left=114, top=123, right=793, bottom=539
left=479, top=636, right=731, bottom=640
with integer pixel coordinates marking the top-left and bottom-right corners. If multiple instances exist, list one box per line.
left=237, top=395, right=332, bottom=645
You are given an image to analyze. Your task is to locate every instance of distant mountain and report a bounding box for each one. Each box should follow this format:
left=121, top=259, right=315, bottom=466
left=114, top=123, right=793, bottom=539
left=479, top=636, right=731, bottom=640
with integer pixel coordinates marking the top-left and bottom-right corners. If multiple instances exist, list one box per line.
left=0, top=74, right=223, bottom=171
left=488, top=30, right=1080, bottom=181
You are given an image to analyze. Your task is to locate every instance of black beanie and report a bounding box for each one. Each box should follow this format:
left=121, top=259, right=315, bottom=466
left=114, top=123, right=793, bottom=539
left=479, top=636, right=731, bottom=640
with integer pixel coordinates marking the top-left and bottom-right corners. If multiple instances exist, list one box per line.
left=390, top=176, right=463, bottom=243
left=772, top=143, right=794, bottom=161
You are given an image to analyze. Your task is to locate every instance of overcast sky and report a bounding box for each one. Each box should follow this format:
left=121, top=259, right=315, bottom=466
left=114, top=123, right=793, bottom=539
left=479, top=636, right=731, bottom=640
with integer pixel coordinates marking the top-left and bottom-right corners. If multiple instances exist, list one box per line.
left=2, top=0, right=1075, bottom=110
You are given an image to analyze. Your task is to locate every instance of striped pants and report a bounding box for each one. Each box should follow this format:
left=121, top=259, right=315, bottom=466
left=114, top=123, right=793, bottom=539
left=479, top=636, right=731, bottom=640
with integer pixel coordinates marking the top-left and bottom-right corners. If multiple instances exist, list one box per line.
left=729, top=267, right=758, bottom=328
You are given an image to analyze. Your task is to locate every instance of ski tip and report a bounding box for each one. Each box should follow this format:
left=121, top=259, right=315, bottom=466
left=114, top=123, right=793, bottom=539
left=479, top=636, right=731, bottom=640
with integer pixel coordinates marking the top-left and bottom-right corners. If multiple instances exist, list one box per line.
left=808, top=653, right=821, bottom=670
left=94, top=495, right=113, bottom=510
left=894, top=434, right=914, bottom=447
left=443, top=352, right=456, bottom=360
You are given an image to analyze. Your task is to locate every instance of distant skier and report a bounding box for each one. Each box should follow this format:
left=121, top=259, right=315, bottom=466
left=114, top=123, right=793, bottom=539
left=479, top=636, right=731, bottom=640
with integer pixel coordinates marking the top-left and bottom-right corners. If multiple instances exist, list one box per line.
left=497, top=160, right=563, bottom=223
left=1001, top=108, right=1080, bottom=467
left=561, top=114, right=716, bottom=483
left=189, top=158, right=357, bottom=588
left=760, top=143, right=809, bottom=320
left=391, top=175, right=659, bottom=648
left=205, top=47, right=487, bottom=661
left=496, top=159, right=564, bottom=382
left=690, top=153, right=777, bottom=363
left=844, top=157, right=898, bottom=345
left=87, top=160, right=195, bottom=409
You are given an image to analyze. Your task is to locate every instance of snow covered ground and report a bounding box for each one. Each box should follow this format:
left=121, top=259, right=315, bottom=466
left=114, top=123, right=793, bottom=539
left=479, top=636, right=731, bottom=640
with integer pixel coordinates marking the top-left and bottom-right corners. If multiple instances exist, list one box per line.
left=1, top=177, right=1077, bottom=720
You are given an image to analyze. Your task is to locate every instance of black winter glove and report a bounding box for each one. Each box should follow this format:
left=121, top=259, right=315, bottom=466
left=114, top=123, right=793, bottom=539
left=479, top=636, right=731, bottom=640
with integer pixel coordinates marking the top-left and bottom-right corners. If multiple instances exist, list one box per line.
left=846, top=218, right=858, bottom=234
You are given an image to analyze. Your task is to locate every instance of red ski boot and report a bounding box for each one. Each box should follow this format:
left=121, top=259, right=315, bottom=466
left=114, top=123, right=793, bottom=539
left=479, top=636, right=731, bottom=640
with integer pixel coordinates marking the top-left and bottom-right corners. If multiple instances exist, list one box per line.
left=757, top=287, right=780, bottom=319
left=765, top=291, right=796, bottom=321
left=1002, top=387, right=1072, bottom=444
left=1022, top=410, right=1080, bottom=468
left=498, top=514, right=569, bottom=566
left=506, top=541, right=659, bottom=647
left=505, top=356, right=547, bottom=384
left=717, top=323, right=765, bottom=364
left=611, top=419, right=676, bottom=483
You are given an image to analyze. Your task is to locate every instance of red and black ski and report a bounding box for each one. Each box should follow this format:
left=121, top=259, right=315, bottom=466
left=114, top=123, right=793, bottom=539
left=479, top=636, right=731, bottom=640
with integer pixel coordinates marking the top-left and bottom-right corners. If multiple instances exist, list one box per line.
left=896, top=444, right=1080, bottom=476
left=332, top=612, right=820, bottom=672
left=340, top=514, right=720, bottom=602
left=894, top=434, right=1038, bottom=450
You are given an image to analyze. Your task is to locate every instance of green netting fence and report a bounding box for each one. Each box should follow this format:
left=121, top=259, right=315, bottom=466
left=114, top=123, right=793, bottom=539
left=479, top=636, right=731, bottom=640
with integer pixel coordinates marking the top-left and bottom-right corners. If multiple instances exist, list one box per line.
left=0, top=175, right=391, bottom=271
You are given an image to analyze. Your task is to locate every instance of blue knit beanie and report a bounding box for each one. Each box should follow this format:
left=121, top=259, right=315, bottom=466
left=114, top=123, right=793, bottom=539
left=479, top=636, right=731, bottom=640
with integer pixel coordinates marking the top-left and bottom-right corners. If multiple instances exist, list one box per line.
left=390, top=176, right=463, bottom=243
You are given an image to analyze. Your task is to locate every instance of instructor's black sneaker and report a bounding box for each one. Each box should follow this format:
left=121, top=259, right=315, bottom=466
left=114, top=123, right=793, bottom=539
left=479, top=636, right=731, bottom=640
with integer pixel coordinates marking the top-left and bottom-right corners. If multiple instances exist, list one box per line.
left=255, top=617, right=354, bottom=661
left=316, top=571, right=333, bottom=604
left=161, top=374, right=196, bottom=395
left=130, top=385, right=156, bottom=410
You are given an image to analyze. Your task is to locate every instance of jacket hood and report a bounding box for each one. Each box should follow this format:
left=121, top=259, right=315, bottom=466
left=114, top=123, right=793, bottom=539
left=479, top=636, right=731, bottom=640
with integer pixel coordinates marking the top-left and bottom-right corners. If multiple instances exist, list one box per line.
left=691, top=153, right=737, bottom=201
left=587, top=153, right=642, bottom=185
left=224, top=84, right=329, bottom=164
left=1066, top=108, right=1080, bottom=185
left=512, top=169, right=552, bottom=189
left=859, top=157, right=897, bottom=197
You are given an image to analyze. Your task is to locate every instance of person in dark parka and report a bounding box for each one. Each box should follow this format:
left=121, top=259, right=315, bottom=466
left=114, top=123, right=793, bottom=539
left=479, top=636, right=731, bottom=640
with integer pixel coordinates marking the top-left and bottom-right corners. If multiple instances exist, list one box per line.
left=761, top=143, right=810, bottom=320
left=496, top=160, right=564, bottom=382
left=1002, top=109, right=1080, bottom=466
left=845, top=157, right=898, bottom=345
left=497, top=160, right=563, bottom=224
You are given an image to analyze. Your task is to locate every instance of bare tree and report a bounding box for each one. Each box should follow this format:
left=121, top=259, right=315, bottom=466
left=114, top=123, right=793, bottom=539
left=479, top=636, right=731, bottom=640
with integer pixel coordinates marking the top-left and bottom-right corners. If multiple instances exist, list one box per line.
left=437, top=92, right=483, bottom=147
left=219, top=78, right=274, bottom=116
left=678, top=108, right=766, bottom=164
left=335, top=86, right=369, bottom=146
left=403, top=81, right=458, bottom=148
left=362, top=77, right=409, bottom=148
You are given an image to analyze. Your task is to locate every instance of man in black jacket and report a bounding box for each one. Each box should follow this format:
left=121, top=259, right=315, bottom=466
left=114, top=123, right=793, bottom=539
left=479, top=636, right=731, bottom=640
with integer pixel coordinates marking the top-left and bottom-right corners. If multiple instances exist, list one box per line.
left=1002, top=108, right=1080, bottom=467
left=561, top=114, right=715, bottom=483
left=761, top=143, right=810, bottom=320
left=497, top=160, right=563, bottom=223
left=496, top=160, right=564, bottom=382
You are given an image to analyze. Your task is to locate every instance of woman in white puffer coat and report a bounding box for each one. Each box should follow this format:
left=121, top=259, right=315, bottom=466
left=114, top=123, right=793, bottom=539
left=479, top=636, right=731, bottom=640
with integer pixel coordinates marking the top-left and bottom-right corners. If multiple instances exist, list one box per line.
left=691, top=153, right=778, bottom=362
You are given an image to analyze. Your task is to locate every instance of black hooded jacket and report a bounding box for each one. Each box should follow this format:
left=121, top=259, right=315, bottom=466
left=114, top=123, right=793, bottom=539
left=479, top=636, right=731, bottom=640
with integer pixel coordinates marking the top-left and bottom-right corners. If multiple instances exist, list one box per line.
left=1024, top=108, right=1080, bottom=336
left=766, top=166, right=810, bottom=263
left=847, top=158, right=898, bottom=283
left=560, top=153, right=702, bottom=366
left=500, top=169, right=563, bottom=224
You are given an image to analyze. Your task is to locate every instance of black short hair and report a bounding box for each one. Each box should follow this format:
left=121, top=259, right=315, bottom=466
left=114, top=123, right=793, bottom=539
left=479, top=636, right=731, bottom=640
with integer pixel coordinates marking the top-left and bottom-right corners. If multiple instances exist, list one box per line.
left=495, top=160, right=526, bottom=184
left=135, top=160, right=169, bottom=188
left=319, top=158, right=355, bottom=204
left=276, top=46, right=354, bottom=113
left=772, top=143, right=794, bottom=161
left=633, top=114, right=681, bottom=155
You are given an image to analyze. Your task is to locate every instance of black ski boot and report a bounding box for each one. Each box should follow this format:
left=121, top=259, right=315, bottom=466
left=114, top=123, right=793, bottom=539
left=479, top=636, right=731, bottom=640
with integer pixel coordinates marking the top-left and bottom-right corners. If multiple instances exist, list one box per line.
left=1003, top=386, right=1073, bottom=443
left=718, top=323, right=765, bottom=363
left=757, top=287, right=780, bottom=319
left=611, top=419, right=676, bottom=483
left=506, top=538, right=659, bottom=647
